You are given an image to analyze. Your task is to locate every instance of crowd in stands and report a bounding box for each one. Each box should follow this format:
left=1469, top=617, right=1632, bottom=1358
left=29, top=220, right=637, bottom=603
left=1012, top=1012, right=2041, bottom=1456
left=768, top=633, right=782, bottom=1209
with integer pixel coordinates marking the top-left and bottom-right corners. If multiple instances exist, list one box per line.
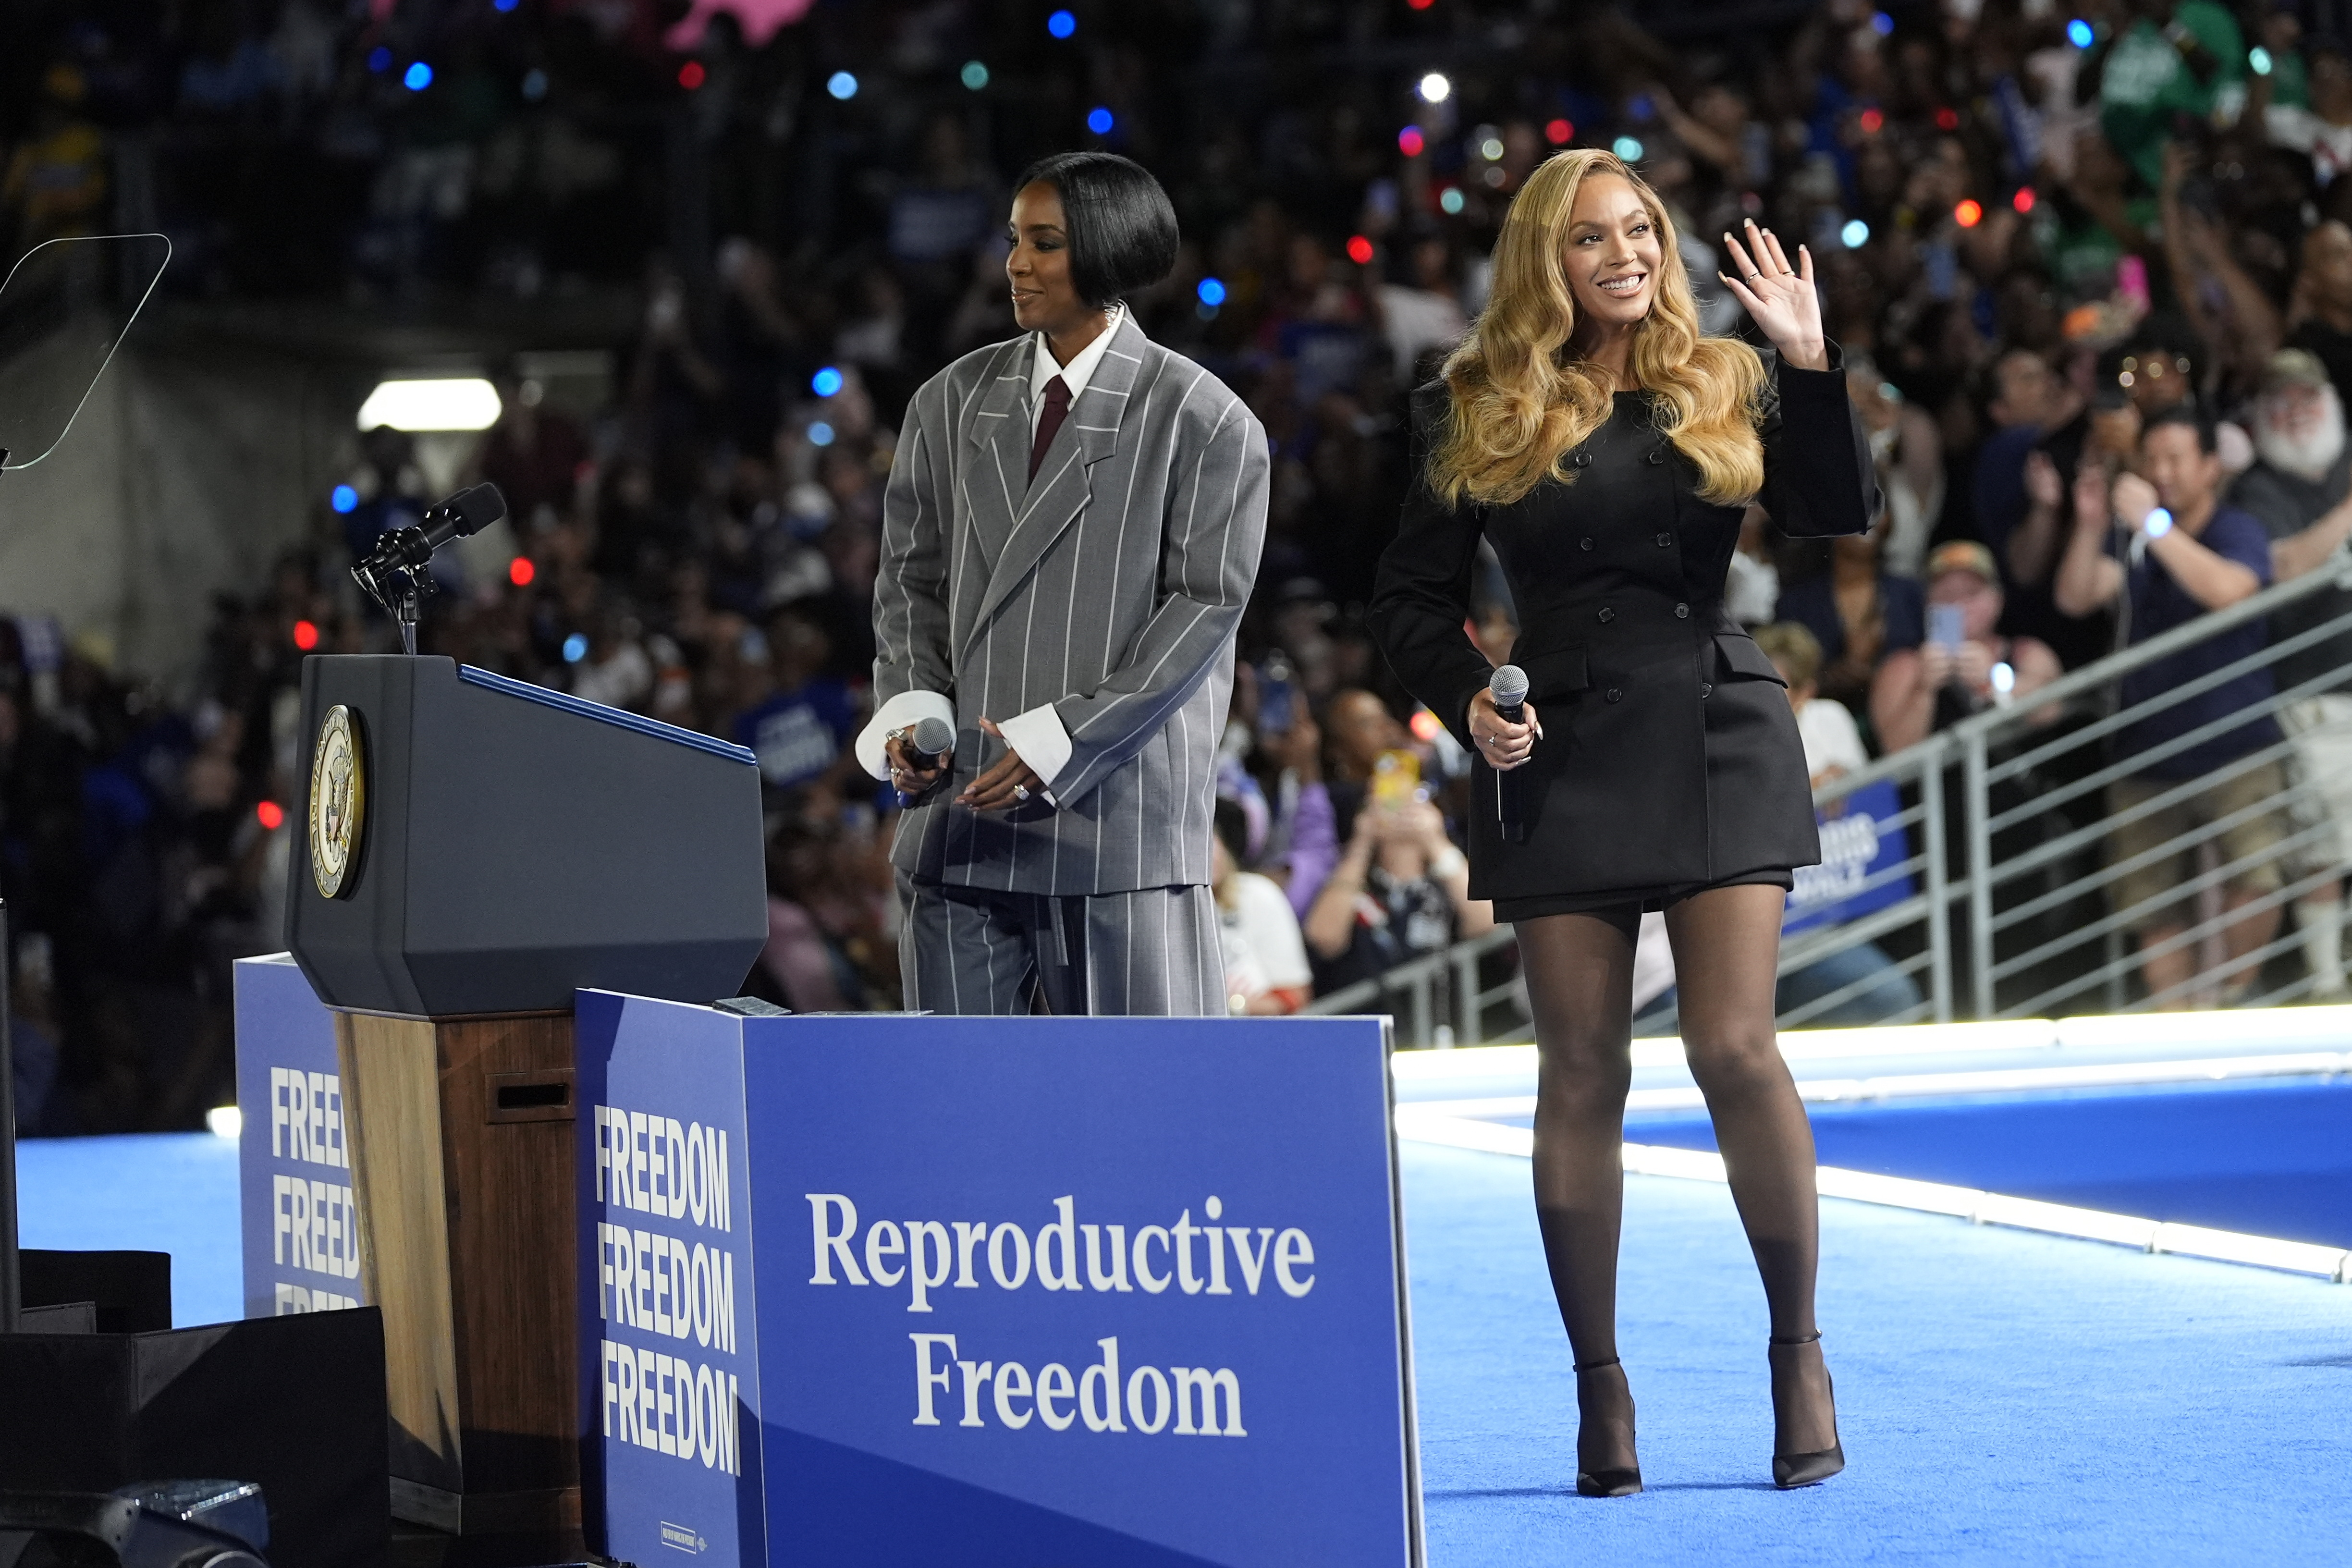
left=16, top=0, right=2352, bottom=1129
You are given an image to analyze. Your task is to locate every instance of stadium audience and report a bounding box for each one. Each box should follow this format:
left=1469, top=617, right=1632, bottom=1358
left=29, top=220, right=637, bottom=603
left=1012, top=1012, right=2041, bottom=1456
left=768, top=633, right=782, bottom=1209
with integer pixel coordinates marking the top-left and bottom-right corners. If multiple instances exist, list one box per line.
left=20, top=0, right=2352, bottom=1120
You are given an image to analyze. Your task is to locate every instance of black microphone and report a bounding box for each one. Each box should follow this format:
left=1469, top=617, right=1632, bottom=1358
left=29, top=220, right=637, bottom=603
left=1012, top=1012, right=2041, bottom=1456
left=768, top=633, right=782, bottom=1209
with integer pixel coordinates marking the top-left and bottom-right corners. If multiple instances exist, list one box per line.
left=908, top=717, right=955, bottom=771
left=352, top=483, right=508, bottom=611
left=1490, top=664, right=1530, bottom=844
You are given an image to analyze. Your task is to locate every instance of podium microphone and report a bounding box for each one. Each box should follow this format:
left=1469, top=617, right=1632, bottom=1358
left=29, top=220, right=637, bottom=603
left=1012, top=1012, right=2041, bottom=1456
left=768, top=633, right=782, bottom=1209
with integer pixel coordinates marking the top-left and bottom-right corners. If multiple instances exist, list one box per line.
left=1490, top=664, right=1530, bottom=844
left=351, top=483, right=508, bottom=653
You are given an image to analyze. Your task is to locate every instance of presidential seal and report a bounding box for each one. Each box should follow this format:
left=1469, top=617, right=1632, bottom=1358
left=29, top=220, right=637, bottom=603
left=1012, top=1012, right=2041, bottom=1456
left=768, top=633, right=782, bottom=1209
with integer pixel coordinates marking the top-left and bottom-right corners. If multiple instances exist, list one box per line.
left=308, top=704, right=366, bottom=898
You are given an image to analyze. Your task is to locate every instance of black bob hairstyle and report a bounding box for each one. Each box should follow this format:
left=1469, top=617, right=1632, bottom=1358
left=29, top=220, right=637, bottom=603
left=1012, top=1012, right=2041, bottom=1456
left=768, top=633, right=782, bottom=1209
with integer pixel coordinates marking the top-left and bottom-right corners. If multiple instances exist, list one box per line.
left=1011, top=151, right=1179, bottom=310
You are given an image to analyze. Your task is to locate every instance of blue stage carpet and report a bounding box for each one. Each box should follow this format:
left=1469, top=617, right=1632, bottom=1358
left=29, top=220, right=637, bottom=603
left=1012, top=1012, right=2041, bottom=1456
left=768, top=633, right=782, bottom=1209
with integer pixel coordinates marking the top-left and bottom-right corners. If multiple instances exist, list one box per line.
left=16, top=1132, right=243, bottom=1327
left=17, top=1133, right=2352, bottom=1563
left=1403, top=1141, right=2352, bottom=1566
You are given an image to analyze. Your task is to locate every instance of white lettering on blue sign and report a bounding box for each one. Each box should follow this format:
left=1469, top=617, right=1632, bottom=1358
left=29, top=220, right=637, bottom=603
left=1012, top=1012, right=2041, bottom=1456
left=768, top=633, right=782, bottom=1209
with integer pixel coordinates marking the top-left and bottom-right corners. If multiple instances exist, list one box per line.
left=600, top=1340, right=740, bottom=1473
left=909, top=1334, right=1245, bottom=1436
left=593, top=1104, right=729, bottom=1232
left=269, top=1067, right=346, bottom=1167
left=803, top=1192, right=1314, bottom=1307
left=272, top=1174, right=362, bottom=1279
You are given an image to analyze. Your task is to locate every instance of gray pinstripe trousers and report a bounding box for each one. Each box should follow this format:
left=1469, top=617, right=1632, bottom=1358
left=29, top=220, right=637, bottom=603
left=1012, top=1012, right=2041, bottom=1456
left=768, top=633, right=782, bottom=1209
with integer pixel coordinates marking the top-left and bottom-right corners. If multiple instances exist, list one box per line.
left=896, top=871, right=1224, bottom=1017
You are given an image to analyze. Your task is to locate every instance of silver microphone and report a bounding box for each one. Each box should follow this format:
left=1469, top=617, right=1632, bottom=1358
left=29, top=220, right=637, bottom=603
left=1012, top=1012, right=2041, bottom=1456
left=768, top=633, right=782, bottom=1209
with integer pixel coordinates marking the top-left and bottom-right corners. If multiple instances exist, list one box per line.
left=1490, top=665, right=1531, bottom=843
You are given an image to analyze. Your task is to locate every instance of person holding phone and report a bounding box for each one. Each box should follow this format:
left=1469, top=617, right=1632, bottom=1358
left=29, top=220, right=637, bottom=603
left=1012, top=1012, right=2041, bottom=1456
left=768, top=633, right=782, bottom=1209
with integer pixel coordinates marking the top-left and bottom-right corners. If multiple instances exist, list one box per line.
left=1870, top=541, right=2062, bottom=753
left=1369, top=150, right=1876, bottom=1495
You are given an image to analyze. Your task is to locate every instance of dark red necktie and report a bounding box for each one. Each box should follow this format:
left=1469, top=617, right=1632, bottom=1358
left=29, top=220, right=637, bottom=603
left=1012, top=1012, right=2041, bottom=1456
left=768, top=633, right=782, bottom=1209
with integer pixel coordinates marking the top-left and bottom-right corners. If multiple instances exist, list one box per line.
left=1029, top=375, right=1072, bottom=481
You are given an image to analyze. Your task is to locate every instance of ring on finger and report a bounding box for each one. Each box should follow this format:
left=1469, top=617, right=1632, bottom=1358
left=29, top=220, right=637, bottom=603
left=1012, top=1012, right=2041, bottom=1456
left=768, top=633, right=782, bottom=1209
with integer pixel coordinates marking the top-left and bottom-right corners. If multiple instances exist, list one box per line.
left=1013, top=784, right=1030, bottom=803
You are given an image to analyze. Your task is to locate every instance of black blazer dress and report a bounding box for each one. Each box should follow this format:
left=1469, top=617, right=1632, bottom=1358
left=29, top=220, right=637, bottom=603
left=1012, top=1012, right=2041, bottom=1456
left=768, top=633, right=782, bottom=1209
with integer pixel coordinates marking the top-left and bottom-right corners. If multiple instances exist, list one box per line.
left=1368, top=350, right=1878, bottom=910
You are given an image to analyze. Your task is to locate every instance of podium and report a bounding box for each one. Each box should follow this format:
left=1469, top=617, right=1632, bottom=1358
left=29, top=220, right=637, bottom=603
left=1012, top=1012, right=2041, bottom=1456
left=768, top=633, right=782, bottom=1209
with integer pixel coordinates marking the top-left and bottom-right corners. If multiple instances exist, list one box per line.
left=285, top=655, right=765, bottom=1561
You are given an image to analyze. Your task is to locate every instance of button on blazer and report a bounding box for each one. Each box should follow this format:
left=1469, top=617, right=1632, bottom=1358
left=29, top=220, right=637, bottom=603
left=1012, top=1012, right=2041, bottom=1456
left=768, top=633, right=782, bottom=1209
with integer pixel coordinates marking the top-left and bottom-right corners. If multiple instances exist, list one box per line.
left=1369, top=350, right=1878, bottom=901
left=873, top=312, right=1271, bottom=894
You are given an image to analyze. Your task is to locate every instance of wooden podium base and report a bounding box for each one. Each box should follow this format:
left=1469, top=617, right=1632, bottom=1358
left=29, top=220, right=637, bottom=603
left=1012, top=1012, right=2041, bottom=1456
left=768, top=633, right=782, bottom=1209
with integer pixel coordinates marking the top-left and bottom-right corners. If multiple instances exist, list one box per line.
left=335, top=1007, right=585, bottom=1567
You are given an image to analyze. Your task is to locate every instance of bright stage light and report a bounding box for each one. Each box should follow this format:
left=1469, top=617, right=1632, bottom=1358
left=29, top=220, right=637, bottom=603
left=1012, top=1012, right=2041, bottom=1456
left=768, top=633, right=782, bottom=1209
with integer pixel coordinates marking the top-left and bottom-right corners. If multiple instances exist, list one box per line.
left=808, top=421, right=835, bottom=446
left=1841, top=219, right=1870, bottom=248
left=207, top=1106, right=243, bottom=1139
left=256, top=801, right=285, bottom=831
left=405, top=61, right=434, bottom=91
left=1197, top=277, right=1227, bottom=306
left=509, top=556, right=536, bottom=587
left=1347, top=234, right=1375, bottom=264
left=1418, top=72, right=1451, bottom=104
left=1047, top=9, right=1077, bottom=38
left=1088, top=106, right=1114, bottom=135
left=1439, top=187, right=1465, bottom=214
left=292, top=618, right=320, bottom=651
left=811, top=365, right=845, bottom=397
left=2067, top=18, right=2094, bottom=48
left=563, top=632, right=589, bottom=663
left=962, top=61, right=990, bottom=90
left=1545, top=118, right=1573, bottom=145
left=827, top=71, right=858, bottom=99
left=1398, top=126, right=1426, bottom=157
left=1612, top=135, right=1643, bottom=161
left=331, top=483, right=358, bottom=513
left=356, top=378, right=502, bottom=432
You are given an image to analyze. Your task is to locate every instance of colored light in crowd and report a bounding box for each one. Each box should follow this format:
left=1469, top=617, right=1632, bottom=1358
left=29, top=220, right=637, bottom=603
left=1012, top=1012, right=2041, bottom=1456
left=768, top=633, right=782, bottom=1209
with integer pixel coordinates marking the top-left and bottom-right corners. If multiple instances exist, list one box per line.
left=811, top=365, right=845, bottom=397
left=2066, top=18, right=2094, bottom=48
left=808, top=421, right=836, bottom=446
left=1934, top=106, right=1960, bottom=131
left=1990, top=661, right=2015, bottom=695
left=2250, top=46, right=2274, bottom=76
left=1418, top=72, right=1451, bottom=104
left=1087, top=106, right=1114, bottom=135
left=207, top=1106, right=242, bottom=1139
left=509, top=556, right=536, bottom=587
left=2013, top=186, right=2036, bottom=213
left=404, top=61, right=434, bottom=91
left=1544, top=118, right=1573, bottom=145
left=563, top=633, right=589, bottom=663
left=1479, top=135, right=1505, bottom=161
left=1407, top=0, right=1435, bottom=10
left=1859, top=107, right=1884, bottom=134
left=494, top=0, right=520, bottom=12
left=1954, top=198, right=1984, bottom=227
left=1398, top=125, right=1426, bottom=156
left=2144, top=507, right=2173, bottom=538
left=292, top=619, right=320, bottom=651
left=1871, top=10, right=1893, bottom=34
left=1047, top=9, right=1077, bottom=38
left=1197, top=277, right=1227, bottom=306
left=521, top=68, right=548, bottom=100
left=679, top=61, right=706, bottom=89
left=256, top=801, right=286, bottom=831
left=1409, top=709, right=1443, bottom=742
left=961, top=60, right=990, bottom=90
left=1611, top=135, right=1643, bottom=161
left=1438, top=187, right=1466, bottom=215
left=827, top=71, right=857, bottom=99
left=1841, top=218, right=1870, bottom=248
left=368, top=46, right=392, bottom=72
left=330, top=483, right=358, bottom=513
left=1346, top=234, right=1375, bottom=265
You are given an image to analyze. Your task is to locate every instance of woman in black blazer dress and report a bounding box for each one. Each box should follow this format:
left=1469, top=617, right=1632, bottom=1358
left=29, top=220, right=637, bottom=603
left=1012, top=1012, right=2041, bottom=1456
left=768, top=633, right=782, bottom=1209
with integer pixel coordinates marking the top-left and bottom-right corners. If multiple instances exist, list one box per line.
left=1370, top=150, right=1876, bottom=1496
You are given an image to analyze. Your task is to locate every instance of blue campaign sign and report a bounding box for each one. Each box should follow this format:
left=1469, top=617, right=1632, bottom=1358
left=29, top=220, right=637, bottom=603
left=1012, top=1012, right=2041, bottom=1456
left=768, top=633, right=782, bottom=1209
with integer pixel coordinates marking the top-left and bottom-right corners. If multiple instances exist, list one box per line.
left=575, top=994, right=763, bottom=1568
left=1785, top=776, right=1914, bottom=937
left=233, top=954, right=366, bottom=1320
left=576, top=997, right=1421, bottom=1568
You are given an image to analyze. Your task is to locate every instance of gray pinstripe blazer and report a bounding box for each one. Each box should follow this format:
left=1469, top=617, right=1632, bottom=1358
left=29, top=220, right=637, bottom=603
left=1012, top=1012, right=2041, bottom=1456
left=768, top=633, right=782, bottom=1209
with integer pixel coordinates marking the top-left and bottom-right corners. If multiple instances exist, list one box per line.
left=872, top=312, right=1270, bottom=895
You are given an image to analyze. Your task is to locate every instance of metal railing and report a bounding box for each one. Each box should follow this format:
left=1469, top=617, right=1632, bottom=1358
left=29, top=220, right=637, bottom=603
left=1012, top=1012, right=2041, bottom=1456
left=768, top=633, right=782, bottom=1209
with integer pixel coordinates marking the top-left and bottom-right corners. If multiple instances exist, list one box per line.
left=1307, top=563, right=2352, bottom=1044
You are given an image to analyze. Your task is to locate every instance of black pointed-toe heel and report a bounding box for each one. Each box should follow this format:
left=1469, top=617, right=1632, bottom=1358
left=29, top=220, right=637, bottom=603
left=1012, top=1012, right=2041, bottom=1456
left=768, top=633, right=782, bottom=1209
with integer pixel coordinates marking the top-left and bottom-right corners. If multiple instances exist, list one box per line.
left=1572, top=1358, right=1643, bottom=1498
left=1767, top=1333, right=1844, bottom=1490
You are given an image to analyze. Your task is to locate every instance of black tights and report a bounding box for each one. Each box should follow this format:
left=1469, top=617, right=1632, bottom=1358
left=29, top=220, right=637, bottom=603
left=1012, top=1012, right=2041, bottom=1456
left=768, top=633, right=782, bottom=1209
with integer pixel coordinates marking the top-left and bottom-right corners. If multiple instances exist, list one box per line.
left=1519, top=883, right=1832, bottom=1461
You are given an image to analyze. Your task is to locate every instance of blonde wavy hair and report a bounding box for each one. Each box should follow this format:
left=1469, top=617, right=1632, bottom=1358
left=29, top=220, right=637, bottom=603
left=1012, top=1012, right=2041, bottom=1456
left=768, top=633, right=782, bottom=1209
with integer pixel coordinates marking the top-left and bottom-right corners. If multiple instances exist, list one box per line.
left=1430, top=149, right=1768, bottom=509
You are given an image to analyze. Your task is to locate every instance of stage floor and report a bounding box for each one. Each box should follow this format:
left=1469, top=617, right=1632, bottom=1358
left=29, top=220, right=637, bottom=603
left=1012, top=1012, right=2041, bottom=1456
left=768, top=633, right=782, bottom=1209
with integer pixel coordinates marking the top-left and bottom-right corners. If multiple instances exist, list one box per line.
left=17, top=1129, right=2352, bottom=1564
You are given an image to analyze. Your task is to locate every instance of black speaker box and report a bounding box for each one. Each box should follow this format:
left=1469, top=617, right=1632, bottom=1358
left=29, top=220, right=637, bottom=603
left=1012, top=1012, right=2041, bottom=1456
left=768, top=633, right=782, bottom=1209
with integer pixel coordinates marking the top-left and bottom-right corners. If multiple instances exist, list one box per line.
left=0, top=1308, right=390, bottom=1567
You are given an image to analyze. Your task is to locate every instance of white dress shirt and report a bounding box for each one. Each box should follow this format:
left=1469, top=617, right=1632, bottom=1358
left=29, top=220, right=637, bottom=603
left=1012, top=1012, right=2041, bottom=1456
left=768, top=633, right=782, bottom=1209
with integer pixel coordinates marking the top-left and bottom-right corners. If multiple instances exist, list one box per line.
left=855, top=308, right=1127, bottom=793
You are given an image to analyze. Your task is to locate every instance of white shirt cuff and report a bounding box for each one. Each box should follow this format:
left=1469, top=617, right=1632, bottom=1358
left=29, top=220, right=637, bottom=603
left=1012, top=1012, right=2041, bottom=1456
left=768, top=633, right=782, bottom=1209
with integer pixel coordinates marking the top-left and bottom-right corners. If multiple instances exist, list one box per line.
left=854, top=689, right=957, bottom=781
left=996, top=702, right=1073, bottom=790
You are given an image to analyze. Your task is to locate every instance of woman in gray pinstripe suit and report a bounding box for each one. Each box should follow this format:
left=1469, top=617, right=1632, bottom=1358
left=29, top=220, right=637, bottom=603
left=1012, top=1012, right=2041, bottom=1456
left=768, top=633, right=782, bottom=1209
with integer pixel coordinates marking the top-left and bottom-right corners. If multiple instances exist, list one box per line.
left=857, top=152, right=1271, bottom=1016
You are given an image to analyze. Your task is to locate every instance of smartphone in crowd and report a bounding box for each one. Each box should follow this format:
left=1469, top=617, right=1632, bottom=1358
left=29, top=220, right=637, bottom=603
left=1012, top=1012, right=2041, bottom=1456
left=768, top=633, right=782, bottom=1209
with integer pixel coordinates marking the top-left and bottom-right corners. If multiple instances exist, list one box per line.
left=1260, top=650, right=1295, bottom=734
left=1371, top=749, right=1421, bottom=810
left=1928, top=603, right=1965, bottom=650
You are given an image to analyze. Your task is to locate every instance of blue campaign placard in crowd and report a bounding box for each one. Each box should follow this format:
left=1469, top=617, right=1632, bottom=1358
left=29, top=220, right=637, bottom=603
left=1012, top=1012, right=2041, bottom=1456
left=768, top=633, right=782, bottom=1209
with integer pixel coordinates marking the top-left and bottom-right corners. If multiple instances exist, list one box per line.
left=1785, top=776, right=1914, bottom=937
left=233, top=954, right=366, bottom=1320
left=576, top=998, right=1421, bottom=1568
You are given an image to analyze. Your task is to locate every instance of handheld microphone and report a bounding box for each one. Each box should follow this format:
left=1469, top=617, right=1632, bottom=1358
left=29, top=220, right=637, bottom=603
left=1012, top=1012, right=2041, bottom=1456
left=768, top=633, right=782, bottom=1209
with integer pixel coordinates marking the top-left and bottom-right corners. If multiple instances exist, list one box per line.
left=908, top=717, right=955, bottom=771
left=1490, top=664, right=1530, bottom=844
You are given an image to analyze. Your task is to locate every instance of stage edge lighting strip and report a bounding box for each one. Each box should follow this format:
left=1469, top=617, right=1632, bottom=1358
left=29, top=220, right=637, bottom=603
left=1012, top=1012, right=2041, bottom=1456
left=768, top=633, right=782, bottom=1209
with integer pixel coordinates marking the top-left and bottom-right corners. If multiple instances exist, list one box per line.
left=1390, top=1108, right=2352, bottom=1285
